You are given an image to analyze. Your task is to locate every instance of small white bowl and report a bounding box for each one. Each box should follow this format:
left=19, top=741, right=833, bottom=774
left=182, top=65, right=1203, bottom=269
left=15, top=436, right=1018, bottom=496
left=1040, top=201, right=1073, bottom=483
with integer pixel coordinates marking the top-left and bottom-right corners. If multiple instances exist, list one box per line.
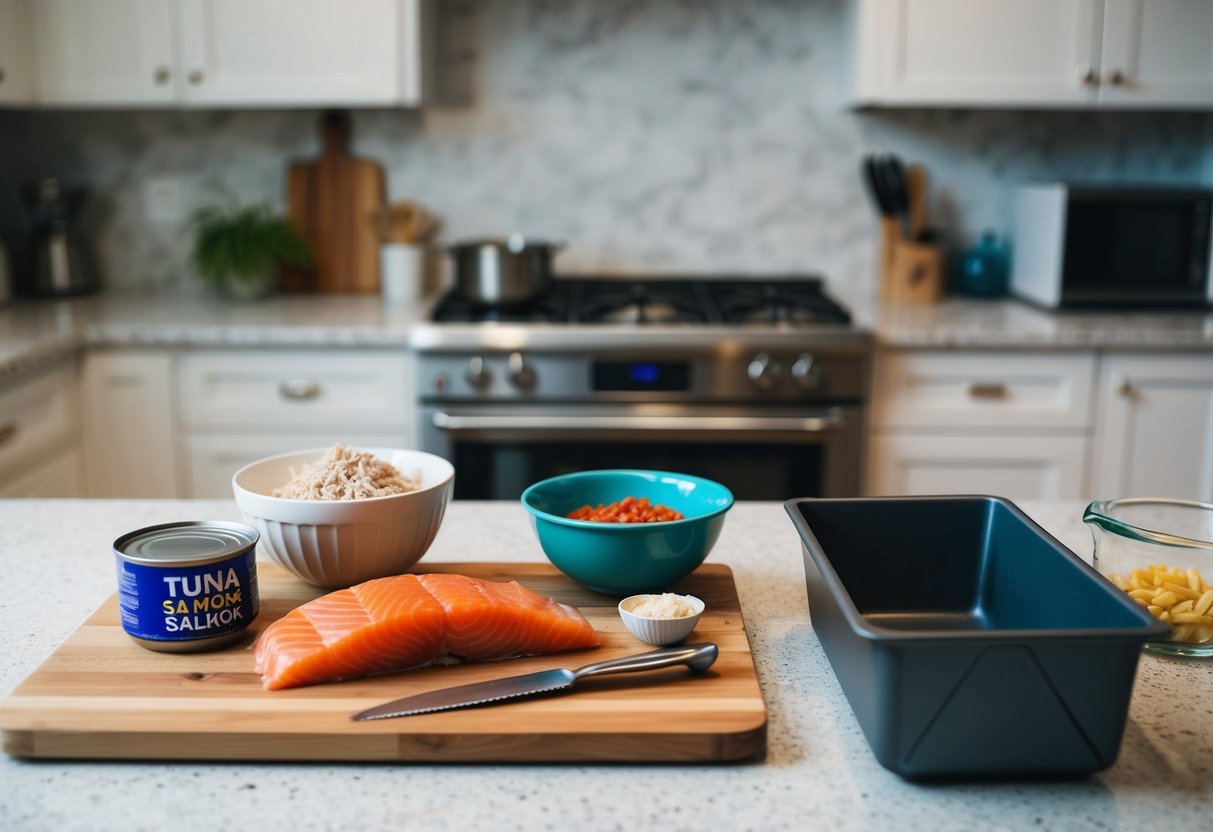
left=232, top=447, right=454, bottom=588
left=618, top=594, right=705, bottom=645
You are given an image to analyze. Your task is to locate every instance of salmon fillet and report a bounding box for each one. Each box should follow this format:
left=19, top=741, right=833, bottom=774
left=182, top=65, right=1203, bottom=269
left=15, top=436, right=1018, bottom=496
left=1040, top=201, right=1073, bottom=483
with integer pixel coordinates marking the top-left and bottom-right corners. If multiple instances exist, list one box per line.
left=254, top=573, right=600, bottom=690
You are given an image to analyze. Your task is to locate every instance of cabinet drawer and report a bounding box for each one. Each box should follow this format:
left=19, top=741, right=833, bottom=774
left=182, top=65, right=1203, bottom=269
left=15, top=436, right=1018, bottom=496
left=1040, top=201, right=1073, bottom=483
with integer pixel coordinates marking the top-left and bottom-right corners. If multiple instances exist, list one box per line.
left=866, top=433, right=1090, bottom=501
left=183, top=433, right=412, bottom=498
left=871, top=351, right=1095, bottom=429
left=178, top=351, right=410, bottom=430
left=0, top=362, right=79, bottom=481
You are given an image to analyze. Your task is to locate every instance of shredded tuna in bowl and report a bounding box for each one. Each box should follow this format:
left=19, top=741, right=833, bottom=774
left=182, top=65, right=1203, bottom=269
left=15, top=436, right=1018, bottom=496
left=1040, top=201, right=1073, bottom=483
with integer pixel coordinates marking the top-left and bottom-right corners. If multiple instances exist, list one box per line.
left=232, top=446, right=454, bottom=588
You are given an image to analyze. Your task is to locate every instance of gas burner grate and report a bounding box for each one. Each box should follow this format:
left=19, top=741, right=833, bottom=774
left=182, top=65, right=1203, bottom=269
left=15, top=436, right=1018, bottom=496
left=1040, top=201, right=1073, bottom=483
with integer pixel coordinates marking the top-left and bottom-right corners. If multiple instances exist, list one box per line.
left=708, top=279, right=851, bottom=326
left=575, top=282, right=712, bottom=324
left=428, top=275, right=851, bottom=327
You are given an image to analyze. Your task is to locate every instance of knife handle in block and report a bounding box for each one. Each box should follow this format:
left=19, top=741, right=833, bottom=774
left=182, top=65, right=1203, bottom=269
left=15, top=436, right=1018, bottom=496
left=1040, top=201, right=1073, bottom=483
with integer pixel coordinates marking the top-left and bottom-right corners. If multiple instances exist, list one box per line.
left=878, top=216, right=901, bottom=301
left=904, top=164, right=929, bottom=242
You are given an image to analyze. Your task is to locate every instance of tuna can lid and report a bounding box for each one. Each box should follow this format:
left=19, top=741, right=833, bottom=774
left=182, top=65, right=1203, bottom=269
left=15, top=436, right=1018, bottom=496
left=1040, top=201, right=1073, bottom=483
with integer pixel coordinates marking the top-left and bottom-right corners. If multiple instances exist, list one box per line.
left=114, top=521, right=259, bottom=567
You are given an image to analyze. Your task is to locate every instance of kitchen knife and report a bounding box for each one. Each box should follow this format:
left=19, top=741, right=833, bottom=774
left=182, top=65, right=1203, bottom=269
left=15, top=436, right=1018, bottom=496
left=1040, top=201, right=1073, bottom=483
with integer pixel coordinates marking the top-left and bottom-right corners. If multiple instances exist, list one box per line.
left=351, top=642, right=719, bottom=721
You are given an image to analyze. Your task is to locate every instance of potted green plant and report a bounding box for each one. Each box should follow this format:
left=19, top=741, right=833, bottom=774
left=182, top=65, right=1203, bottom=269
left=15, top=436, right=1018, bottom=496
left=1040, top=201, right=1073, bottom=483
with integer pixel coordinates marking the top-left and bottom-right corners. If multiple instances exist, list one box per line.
left=189, top=203, right=312, bottom=299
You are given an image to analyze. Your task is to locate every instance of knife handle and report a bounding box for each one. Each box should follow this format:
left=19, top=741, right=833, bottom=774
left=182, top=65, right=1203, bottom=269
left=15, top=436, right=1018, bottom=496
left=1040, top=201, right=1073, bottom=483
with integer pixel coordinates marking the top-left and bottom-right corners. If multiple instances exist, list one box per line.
left=571, top=643, right=718, bottom=680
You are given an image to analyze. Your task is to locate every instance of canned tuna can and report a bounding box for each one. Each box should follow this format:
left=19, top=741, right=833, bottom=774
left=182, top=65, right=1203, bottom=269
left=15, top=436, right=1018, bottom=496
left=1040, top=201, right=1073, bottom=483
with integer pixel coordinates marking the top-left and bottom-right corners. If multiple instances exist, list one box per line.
left=113, top=521, right=260, bottom=653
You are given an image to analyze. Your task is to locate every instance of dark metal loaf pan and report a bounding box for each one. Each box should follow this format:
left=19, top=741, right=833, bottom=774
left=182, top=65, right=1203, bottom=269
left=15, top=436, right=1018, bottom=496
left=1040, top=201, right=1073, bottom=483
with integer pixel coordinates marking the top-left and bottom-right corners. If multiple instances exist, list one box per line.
left=785, top=495, right=1169, bottom=780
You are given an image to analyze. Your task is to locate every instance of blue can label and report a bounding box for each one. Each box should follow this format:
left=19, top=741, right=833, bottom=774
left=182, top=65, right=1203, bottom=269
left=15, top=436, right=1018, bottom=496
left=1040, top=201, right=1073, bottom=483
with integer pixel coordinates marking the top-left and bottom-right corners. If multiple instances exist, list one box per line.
left=116, top=549, right=259, bottom=643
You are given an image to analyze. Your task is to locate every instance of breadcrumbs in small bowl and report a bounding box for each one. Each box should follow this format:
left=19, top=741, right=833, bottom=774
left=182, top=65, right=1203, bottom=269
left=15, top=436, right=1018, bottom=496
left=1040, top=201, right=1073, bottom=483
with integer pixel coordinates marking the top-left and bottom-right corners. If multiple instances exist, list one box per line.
left=232, top=445, right=454, bottom=588
left=618, top=593, right=706, bottom=645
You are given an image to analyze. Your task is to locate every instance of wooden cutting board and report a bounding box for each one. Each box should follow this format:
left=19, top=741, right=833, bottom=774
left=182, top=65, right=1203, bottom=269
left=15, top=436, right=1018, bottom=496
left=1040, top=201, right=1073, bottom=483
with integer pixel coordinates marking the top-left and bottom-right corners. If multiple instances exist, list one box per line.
left=0, top=563, right=767, bottom=763
left=285, top=111, right=385, bottom=294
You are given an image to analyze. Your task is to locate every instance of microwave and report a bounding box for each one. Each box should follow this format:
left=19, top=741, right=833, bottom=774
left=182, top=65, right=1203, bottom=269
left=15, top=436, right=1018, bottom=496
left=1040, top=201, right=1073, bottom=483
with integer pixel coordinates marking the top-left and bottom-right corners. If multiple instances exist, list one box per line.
left=1011, top=184, right=1213, bottom=308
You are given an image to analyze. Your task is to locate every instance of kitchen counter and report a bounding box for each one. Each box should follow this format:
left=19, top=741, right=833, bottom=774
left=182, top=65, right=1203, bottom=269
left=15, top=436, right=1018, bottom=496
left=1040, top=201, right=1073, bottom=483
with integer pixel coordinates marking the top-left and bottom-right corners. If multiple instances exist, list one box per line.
left=868, top=298, right=1213, bottom=350
left=3, top=292, right=1213, bottom=383
left=2, top=499, right=1210, bottom=832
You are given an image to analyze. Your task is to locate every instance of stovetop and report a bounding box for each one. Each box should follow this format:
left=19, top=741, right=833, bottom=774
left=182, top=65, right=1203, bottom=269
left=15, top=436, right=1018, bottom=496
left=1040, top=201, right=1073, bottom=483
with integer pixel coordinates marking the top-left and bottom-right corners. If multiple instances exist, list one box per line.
left=429, top=276, right=852, bottom=327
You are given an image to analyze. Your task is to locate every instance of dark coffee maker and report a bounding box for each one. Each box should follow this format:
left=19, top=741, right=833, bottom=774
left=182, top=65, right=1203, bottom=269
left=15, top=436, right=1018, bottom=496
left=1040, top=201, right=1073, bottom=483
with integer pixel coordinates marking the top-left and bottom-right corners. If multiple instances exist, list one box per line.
left=22, top=178, right=100, bottom=297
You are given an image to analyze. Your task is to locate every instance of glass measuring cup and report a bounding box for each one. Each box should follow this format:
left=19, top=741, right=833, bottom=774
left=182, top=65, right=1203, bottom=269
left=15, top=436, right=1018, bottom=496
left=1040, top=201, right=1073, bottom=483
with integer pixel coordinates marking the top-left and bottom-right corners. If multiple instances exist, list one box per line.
left=1084, top=498, right=1213, bottom=657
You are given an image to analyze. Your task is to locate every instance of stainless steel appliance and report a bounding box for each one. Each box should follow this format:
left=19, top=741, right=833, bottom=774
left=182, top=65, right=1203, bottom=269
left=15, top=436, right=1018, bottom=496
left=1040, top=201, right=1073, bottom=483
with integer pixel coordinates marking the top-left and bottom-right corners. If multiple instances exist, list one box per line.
left=1012, top=184, right=1213, bottom=308
left=413, top=277, right=871, bottom=500
left=22, top=178, right=100, bottom=298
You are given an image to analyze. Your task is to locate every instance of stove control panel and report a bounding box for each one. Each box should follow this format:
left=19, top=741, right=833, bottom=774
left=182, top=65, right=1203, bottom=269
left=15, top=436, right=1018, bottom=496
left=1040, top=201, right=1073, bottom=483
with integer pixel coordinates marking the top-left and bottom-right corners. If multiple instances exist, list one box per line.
left=421, top=347, right=864, bottom=402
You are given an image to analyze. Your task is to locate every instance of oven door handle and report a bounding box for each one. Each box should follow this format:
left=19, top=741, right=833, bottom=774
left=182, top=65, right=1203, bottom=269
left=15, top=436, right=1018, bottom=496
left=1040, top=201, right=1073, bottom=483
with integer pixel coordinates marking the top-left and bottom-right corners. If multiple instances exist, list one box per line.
left=430, top=410, right=847, bottom=434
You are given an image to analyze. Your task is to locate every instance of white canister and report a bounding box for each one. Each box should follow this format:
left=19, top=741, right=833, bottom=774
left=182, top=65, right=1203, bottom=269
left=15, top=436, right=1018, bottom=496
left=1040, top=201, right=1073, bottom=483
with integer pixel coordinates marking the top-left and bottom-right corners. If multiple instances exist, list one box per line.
left=380, top=244, right=427, bottom=304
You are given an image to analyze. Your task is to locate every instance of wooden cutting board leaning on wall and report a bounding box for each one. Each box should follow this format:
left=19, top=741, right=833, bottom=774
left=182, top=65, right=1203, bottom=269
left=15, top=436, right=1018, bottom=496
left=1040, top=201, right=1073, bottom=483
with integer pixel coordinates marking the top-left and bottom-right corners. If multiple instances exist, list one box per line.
left=285, top=111, right=386, bottom=293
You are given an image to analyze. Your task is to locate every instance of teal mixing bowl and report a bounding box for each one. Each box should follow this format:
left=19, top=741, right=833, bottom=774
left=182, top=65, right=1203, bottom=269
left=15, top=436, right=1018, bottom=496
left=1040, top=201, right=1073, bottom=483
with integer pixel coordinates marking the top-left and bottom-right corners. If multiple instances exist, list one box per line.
left=521, top=469, right=734, bottom=596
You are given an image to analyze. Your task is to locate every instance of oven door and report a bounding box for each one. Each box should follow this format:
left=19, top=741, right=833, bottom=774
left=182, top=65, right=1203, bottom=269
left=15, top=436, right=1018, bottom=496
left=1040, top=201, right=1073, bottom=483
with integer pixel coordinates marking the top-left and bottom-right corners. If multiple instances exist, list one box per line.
left=421, top=403, right=865, bottom=500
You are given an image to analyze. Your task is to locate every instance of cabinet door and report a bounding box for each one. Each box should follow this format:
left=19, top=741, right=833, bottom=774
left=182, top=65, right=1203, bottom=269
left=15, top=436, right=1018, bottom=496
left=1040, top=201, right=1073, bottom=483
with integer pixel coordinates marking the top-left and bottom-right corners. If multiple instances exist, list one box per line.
left=183, top=433, right=410, bottom=498
left=0, top=0, right=34, bottom=105
left=80, top=352, right=181, bottom=498
left=867, top=434, right=1090, bottom=500
left=853, top=0, right=1103, bottom=107
left=0, top=449, right=84, bottom=497
left=1092, top=355, right=1213, bottom=500
left=1099, top=0, right=1213, bottom=109
left=176, top=0, right=402, bottom=106
left=35, top=0, right=177, bottom=105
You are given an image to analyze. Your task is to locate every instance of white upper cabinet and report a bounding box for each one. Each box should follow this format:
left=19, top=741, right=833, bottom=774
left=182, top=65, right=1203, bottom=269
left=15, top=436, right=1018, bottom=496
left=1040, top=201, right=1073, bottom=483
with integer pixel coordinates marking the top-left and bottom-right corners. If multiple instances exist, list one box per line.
left=36, top=0, right=178, bottom=105
left=0, top=0, right=35, bottom=105
left=850, top=0, right=1213, bottom=110
left=850, top=0, right=1102, bottom=108
left=33, top=0, right=429, bottom=107
left=176, top=0, right=410, bottom=106
left=1099, top=0, right=1213, bottom=109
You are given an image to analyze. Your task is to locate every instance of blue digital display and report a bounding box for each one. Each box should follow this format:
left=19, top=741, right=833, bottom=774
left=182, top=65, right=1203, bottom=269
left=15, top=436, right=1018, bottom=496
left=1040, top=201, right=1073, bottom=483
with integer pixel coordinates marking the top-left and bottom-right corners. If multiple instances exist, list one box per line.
left=629, top=363, right=660, bottom=384
left=592, top=361, right=690, bottom=391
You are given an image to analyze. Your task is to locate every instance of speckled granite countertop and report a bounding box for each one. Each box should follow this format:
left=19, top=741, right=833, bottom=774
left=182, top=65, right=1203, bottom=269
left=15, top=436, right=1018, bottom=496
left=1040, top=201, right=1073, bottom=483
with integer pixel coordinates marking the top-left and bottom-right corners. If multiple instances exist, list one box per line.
left=868, top=298, right=1213, bottom=350
left=3, top=292, right=1212, bottom=383
left=1, top=500, right=1209, bottom=832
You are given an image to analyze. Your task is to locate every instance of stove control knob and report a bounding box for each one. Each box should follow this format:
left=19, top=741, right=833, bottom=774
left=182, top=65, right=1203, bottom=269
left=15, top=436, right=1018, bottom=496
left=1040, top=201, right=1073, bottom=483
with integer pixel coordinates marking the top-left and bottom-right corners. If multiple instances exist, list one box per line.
left=507, top=352, right=537, bottom=392
left=791, top=353, right=823, bottom=390
left=747, top=353, right=781, bottom=391
left=465, top=356, right=492, bottom=391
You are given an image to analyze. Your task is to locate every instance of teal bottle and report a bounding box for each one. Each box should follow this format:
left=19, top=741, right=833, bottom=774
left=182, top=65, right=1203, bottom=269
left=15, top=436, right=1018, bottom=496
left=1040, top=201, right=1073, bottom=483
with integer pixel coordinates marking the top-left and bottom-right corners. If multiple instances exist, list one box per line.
left=953, top=231, right=1009, bottom=298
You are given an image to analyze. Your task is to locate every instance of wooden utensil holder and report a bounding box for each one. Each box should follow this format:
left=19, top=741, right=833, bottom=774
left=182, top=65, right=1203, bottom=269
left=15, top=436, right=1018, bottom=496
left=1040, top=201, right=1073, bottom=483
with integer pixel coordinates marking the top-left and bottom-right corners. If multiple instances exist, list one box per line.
left=879, top=225, right=944, bottom=303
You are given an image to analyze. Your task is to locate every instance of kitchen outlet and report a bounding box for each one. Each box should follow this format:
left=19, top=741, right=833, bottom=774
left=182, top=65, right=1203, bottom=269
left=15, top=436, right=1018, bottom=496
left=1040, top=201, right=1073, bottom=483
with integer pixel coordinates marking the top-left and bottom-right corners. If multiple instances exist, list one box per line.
left=142, top=177, right=185, bottom=225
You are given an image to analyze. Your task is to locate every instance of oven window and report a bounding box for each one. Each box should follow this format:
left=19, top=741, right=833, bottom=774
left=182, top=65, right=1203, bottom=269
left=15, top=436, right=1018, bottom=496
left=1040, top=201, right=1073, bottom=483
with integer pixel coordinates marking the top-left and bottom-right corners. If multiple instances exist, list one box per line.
left=451, top=441, right=825, bottom=501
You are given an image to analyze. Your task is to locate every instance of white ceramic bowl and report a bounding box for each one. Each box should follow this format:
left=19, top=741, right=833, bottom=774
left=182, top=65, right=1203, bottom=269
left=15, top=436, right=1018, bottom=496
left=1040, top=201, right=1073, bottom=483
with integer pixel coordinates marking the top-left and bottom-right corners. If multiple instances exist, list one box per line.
left=232, top=447, right=454, bottom=588
left=618, top=594, right=705, bottom=646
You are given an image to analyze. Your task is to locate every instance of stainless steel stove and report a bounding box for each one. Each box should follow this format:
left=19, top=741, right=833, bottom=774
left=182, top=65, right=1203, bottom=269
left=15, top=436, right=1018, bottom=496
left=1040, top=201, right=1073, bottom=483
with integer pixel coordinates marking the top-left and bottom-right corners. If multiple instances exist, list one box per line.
left=412, top=275, right=871, bottom=500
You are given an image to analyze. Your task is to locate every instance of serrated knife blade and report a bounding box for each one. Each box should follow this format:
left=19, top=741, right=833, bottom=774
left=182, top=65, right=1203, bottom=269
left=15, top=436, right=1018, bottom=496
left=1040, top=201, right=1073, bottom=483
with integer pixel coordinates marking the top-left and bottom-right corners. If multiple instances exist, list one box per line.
left=351, top=642, right=718, bottom=721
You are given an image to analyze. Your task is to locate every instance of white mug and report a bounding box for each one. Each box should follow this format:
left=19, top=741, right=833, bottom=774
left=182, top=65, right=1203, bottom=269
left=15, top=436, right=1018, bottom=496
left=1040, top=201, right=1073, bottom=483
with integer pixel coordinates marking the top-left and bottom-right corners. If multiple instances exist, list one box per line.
left=380, top=244, right=427, bottom=304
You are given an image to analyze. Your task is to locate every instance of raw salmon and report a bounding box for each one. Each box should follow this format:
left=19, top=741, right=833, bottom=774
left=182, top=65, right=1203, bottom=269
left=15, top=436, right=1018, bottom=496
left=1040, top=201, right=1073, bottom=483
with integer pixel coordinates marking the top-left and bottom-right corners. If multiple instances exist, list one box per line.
left=254, top=573, right=600, bottom=690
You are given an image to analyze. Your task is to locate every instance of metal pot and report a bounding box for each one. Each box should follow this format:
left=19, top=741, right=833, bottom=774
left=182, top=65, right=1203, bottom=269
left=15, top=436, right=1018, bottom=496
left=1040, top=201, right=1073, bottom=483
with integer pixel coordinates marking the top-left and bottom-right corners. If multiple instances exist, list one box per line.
left=447, top=234, right=562, bottom=305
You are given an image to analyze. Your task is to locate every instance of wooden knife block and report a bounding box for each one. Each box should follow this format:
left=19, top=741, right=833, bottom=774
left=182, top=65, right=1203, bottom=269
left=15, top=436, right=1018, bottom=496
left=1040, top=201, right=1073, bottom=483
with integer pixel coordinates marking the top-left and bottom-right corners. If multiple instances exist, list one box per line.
left=878, top=220, right=943, bottom=303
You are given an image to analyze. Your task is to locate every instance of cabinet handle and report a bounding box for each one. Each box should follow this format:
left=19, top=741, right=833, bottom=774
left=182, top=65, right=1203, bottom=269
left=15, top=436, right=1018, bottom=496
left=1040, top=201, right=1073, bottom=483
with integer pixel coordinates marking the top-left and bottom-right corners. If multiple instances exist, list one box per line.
left=1118, top=380, right=1140, bottom=401
left=0, top=67, right=6, bottom=85
left=278, top=380, right=321, bottom=401
left=188, top=69, right=204, bottom=85
left=154, top=67, right=171, bottom=85
left=1077, top=65, right=1098, bottom=87
left=0, top=422, right=16, bottom=447
left=968, top=382, right=1009, bottom=400
left=1106, top=69, right=1127, bottom=87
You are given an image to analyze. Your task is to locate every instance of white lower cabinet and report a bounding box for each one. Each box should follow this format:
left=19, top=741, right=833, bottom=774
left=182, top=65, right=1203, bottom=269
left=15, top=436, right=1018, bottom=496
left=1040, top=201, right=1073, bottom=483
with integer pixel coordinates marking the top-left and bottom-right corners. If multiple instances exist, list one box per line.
left=185, top=433, right=411, bottom=499
left=867, top=349, right=1095, bottom=501
left=0, top=360, right=84, bottom=498
left=80, top=351, right=181, bottom=498
left=867, top=434, right=1089, bottom=499
left=1091, top=354, right=1213, bottom=500
left=0, top=448, right=84, bottom=497
left=177, top=350, right=414, bottom=499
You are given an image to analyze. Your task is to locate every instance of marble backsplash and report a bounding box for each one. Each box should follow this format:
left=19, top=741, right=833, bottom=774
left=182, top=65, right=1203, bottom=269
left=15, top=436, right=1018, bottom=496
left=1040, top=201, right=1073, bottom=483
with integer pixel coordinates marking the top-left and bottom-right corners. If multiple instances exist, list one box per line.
left=1, top=0, right=1211, bottom=309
